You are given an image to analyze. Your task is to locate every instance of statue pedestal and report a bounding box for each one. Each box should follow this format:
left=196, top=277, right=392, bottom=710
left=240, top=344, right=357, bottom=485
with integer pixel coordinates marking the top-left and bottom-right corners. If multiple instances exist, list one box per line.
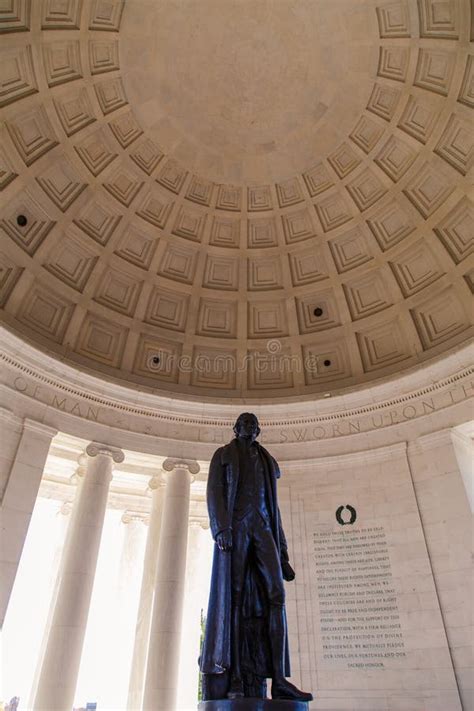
left=198, top=701, right=310, bottom=710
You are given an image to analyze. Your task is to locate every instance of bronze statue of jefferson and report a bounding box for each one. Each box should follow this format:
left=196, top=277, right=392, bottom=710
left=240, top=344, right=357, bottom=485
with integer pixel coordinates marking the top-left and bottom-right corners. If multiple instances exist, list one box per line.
left=200, top=413, right=313, bottom=702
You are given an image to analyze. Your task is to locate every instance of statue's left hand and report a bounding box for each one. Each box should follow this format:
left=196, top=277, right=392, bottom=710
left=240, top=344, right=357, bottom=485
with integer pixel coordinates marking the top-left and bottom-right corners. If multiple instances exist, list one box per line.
left=215, top=528, right=233, bottom=551
left=281, top=558, right=296, bottom=581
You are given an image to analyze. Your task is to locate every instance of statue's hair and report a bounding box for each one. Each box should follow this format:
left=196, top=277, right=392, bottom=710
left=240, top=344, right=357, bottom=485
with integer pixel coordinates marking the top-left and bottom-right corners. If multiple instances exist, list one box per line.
left=233, top=412, right=260, bottom=437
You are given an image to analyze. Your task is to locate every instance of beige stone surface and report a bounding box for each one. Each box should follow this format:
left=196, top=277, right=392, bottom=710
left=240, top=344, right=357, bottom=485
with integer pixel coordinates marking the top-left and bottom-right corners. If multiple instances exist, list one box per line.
left=121, top=0, right=376, bottom=184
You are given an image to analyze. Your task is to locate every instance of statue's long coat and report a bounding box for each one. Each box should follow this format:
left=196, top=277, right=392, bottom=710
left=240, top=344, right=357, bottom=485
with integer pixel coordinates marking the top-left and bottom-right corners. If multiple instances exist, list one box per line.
left=200, top=438, right=290, bottom=677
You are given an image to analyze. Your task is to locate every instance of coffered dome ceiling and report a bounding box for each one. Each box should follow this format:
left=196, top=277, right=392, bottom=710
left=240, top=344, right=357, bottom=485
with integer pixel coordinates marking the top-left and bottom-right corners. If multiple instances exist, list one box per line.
left=0, top=0, right=473, bottom=401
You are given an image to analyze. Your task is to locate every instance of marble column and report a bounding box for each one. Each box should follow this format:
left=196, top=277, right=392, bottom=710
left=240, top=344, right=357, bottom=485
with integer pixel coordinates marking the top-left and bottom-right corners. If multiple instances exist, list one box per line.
left=118, top=510, right=148, bottom=604
left=32, top=442, right=124, bottom=711
left=0, top=417, right=57, bottom=627
left=107, top=510, right=148, bottom=709
left=127, top=475, right=166, bottom=711
left=142, top=458, right=200, bottom=711
left=178, top=517, right=209, bottom=710
left=28, top=493, right=76, bottom=709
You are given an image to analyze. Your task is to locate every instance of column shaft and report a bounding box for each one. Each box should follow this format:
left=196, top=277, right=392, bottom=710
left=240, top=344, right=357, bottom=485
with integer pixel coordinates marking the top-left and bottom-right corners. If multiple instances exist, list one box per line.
left=142, top=459, right=198, bottom=711
left=178, top=521, right=207, bottom=710
left=127, top=479, right=165, bottom=711
left=32, top=443, right=123, bottom=711
left=28, top=499, right=75, bottom=708
left=0, top=417, right=57, bottom=627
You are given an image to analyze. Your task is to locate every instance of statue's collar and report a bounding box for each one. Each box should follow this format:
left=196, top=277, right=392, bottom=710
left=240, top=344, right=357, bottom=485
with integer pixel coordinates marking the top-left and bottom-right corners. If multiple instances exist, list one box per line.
left=234, top=437, right=258, bottom=447
left=222, top=440, right=280, bottom=478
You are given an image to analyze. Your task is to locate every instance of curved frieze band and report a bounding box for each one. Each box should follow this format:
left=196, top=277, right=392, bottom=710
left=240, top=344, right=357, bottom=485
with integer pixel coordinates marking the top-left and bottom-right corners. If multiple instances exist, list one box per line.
left=1, top=328, right=472, bottom=452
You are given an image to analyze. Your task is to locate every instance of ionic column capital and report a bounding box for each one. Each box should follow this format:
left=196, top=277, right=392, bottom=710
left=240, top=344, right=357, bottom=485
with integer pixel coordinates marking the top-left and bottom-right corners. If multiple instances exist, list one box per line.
left=122, top=510, right=149, bottom=526
left=69, top=453, right=88, bottom=484
left=162, top=458, right=200, bottom=476
left=148, top=474, right=166, bottom=492
left=86, top=442, right=125, bottom=464
left=58, top=501, right=73, bottom=516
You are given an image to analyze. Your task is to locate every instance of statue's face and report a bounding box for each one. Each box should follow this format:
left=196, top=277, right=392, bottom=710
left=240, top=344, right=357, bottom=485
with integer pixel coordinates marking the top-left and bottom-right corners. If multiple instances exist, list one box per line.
left=235, top=413, right=259, bottom=441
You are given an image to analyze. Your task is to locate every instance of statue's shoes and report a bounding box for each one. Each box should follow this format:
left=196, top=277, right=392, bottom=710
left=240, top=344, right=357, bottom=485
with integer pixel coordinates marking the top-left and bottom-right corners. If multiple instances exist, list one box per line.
left=227, top=678, right=245, bottom=699
left=271, top=678, right=313, bottom=701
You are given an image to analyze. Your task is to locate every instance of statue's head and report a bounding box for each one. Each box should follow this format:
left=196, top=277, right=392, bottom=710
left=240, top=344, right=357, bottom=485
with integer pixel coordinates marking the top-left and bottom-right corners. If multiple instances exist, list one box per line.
left=233, top=412, right=260, bottom=441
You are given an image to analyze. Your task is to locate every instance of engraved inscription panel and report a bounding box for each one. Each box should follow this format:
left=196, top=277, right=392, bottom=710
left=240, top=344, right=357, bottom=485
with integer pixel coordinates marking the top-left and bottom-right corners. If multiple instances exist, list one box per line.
left=313, top=526, right=406, bottom=669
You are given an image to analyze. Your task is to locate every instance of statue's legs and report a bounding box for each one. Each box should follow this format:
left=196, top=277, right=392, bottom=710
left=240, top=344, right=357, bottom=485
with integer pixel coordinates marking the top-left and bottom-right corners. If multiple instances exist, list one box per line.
left=228, top=514, right=286, bottom=698
left=251, top=521, right=313, bottom=700
left=252, top=523, right=288, bottom=686
left=228, top=514, right=314, bottom=700
left=268, top=604, right=286, bottom=683
left=227, top=603, right=244, bottom=698
left=227, top=521, right=249, bottom=698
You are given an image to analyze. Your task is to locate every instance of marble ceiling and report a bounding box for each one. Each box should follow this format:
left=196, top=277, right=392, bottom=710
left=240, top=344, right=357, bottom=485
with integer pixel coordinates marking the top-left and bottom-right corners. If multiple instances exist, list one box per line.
left=0, top=0, right=472, bottom=401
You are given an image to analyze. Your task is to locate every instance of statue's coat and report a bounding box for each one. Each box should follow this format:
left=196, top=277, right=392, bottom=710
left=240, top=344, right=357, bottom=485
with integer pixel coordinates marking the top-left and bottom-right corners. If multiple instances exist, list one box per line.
left=200, top=438, right=290, bottom=677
